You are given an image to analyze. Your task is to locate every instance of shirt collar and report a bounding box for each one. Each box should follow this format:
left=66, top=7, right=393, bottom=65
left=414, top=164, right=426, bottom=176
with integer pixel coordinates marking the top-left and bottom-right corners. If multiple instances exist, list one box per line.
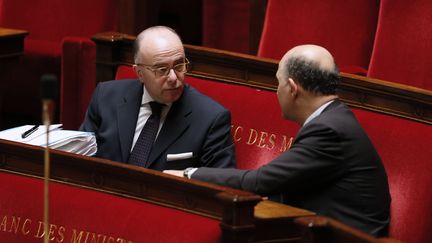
left=141, top=85, right=153, bottom=105
left=303, top=100, right=335, bottom=126
left=141, top=85, right=172, bottom=108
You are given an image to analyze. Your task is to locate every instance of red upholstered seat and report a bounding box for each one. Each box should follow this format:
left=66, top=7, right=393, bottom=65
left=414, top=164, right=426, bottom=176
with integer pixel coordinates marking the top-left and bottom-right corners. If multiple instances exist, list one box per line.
left=353, top=109, right=432, bottom=243
left=115, top=65, right=137, bottom=80
left=0, top=0, right=118, bottom=129
left=185, top=76, right=299, bottom=169
left=61, top=37, right=98, bottom=130
left=258, top=0, right=379, bottom=75
left=202, top=0, right=251, bottom=54
left=367, top=0, right=432, bottom=90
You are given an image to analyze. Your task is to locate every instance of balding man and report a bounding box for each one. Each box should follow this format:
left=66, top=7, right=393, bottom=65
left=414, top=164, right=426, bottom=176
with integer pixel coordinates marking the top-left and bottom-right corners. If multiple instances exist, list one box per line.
left=80, top=26, right=235, bottom=170
left=165, top=45, right=391, bottom=236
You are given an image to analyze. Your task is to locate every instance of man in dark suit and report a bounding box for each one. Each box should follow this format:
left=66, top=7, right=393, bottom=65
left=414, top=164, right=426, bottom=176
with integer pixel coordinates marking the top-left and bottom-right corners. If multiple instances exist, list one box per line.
left=165, top=45, right=391, bottom=236
left=80, top=26, right=235, bottom=170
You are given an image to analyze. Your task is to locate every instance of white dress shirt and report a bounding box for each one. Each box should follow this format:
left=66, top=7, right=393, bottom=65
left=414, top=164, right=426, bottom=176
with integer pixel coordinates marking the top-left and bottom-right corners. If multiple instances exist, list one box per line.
left=130, top=86, right=171, bottom=151
left=303, top=100, right=335, bottom=126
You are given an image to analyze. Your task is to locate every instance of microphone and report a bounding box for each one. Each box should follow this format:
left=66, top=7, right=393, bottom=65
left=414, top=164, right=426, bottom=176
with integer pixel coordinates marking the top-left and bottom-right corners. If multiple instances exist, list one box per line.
left=40, top=74, right=57, bottom=243
left=41, top=74, right=58, bottom=126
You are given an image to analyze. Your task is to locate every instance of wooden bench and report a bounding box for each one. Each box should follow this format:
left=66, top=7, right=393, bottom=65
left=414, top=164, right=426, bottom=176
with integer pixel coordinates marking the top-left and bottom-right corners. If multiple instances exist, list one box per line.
left=89, top=32, right=432, bottom=243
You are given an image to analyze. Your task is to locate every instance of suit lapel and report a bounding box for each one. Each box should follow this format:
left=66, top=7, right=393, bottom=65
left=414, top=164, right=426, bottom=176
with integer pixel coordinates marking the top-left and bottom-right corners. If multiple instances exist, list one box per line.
left=117, top=82, right=143, bottom=162
left=147, top=88, right=192, bottom=167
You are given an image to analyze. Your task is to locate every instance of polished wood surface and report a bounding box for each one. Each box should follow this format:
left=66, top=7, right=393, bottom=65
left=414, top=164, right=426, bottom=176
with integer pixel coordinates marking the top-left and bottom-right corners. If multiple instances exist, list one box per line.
left=0, top=28, right=28, bottom=59
left=92, top=32, right=432, bottom=125
left=255, top=200, right=314, bottom=242
left=295, top=216, right=402, bottom=243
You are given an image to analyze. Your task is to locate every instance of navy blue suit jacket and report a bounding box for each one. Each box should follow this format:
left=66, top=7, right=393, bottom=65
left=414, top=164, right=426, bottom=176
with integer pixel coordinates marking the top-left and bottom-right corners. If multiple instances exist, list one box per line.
left=193, top=100, right=390, bottom=237
left=80, top=79, right=235, bottom=170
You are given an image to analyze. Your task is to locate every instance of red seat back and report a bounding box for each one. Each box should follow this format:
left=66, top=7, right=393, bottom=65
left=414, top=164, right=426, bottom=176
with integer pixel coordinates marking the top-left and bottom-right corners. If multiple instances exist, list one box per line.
left=0, top=0, right=118, bottom=129
left=115, top=65, right=137, bottom=80
left=258, top=0, right=379, bottom=75
left=186, top=76, right=299, bottom=169
left=0, top=0, right=118, bottom=42
left=202, top=0, right=251, bottom=54
left=353, top=109, right=432, bottom=243
left=367, top=0, right=432, bottom=90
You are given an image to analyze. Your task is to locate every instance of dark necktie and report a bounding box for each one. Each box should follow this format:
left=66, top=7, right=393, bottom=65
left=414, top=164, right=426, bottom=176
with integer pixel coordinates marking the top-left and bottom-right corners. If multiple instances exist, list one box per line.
left=128, top=101, right=163, bottom=167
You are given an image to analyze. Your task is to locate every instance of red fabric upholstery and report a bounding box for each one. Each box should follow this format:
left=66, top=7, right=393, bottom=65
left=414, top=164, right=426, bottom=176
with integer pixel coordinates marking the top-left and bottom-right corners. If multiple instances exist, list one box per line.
left=202, top=0, right=251, bottom=54
left=115, top=66, right=432, bottom=242
left=0, top=41, right=61, bottom=125
left=367, top=0, right=432, bottom=90
left=353, top=109, right=432, bottom=243
left=185, top=76, right=299, bottom=169
left=61, top=37, right=97, bottom=130
left=115, top=65, right=137, bottom=80
left=0, top=1, right=117, bottom=42
left=0, top=172, right=221, bottom=242
left=0, top=0, right=118, bottom=128
left=258, top=0, right=379, bottom=75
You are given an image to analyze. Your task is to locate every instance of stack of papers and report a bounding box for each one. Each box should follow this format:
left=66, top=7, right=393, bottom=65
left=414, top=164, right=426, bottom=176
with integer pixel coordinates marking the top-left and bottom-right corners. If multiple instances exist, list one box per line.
left=0, top=124, right=97, bottom=156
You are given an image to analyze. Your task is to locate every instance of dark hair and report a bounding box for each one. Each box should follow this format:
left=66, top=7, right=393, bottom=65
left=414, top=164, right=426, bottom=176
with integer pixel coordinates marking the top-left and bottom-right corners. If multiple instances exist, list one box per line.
left=286, top=57, right=340, bottom=95
left=133, top=26, right=181, bottom=63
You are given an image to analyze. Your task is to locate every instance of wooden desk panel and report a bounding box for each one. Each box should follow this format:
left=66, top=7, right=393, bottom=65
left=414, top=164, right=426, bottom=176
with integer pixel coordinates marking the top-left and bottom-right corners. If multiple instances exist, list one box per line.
left=0, top=139, right=313, bottom=242
left=0, top=28, right=28, bottom=59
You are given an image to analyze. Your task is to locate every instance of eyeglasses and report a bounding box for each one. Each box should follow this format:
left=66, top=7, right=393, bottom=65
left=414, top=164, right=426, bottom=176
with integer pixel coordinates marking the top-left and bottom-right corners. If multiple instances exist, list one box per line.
left=136, top=58, right=190, bottom=78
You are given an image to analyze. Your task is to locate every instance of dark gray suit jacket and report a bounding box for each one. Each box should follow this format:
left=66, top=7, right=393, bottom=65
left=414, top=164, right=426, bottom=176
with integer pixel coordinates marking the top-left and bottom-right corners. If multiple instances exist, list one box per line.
left=193, top=100, right=391, bottom=237
left=80, top=79, right=235, bottom=170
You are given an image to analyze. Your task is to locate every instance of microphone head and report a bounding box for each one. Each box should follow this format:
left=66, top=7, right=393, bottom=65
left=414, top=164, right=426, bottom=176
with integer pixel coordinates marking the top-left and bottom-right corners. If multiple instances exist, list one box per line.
left=40, top=74, right=58, bottom=101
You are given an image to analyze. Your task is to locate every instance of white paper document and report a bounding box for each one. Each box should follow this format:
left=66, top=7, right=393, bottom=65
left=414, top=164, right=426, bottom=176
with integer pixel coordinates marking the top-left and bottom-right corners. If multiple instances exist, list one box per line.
left=0, top=124, right=97, bottom=156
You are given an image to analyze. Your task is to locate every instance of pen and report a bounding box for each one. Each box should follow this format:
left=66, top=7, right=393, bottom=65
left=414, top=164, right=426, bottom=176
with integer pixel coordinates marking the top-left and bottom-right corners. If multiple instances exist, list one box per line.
left=21, top=125, right=39, bottom=139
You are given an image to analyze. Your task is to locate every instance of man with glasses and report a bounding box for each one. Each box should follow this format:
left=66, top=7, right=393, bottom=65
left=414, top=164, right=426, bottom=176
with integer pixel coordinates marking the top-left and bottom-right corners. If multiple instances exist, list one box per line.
left=80, top=26, right=235, bottom=171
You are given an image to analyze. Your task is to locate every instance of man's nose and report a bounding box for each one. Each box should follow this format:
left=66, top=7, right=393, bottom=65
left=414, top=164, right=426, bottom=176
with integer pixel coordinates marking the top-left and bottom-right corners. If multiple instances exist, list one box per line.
left=167, top=68, right=177, bottom=81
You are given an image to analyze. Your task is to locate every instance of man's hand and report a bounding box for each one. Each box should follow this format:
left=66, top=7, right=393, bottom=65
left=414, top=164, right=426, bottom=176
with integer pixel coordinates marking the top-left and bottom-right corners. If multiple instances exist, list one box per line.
left=163, top=170, right=184, bottom=177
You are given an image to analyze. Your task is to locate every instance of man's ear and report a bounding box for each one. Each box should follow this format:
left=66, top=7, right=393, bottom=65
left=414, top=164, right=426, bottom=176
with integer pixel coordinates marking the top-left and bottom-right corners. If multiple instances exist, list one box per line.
left=288, top=78, right=298, bottom=97
left=132, top=65, right=142, bottom=78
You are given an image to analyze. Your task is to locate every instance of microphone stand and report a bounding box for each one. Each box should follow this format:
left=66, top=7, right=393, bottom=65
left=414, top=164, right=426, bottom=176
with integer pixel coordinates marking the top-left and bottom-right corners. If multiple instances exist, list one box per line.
left=40, top=74, right=57, bottom=243
left=42, top=99, right=52, bottom=243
